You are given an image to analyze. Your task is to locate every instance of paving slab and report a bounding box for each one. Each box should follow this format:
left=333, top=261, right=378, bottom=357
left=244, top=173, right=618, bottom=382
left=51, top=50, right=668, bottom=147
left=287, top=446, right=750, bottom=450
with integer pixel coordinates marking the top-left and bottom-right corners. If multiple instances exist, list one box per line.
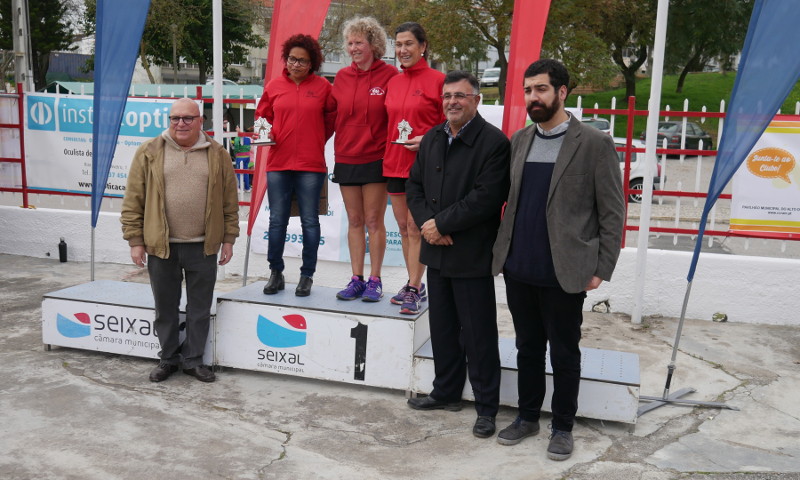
left=1, top=253, right=799, bottom=480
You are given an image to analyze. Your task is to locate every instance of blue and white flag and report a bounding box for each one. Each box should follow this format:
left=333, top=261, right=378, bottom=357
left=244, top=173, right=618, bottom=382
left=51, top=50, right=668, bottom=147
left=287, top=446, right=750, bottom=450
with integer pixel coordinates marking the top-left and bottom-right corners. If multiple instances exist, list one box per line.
left=689, top=0, right=800, bottom=280
left=90, top=0, right=150, bottom=227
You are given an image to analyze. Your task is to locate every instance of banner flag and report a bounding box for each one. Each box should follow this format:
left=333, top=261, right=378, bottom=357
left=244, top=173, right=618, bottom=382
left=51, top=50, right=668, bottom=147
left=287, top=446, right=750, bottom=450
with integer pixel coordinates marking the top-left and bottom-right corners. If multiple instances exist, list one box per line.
left=688, top=0, right=800, bottom=281
left=502, top=0, right=551, bottom=138
left=90, top=0, right=150, bottom=227
left=247, top=0, right=331, bottom=236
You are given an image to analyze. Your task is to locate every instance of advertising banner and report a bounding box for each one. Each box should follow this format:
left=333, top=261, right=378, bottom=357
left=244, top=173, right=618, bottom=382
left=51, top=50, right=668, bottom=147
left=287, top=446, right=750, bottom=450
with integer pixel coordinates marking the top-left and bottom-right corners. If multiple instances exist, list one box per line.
left=25, top=93, right=181, bottom=196
left=248, top=105, right=508, bottom=266
left=41, top=298, right=213, bottom=365
left=214, top=300, right=417, bottom=390
left=731, top=120, right=800, bottom=237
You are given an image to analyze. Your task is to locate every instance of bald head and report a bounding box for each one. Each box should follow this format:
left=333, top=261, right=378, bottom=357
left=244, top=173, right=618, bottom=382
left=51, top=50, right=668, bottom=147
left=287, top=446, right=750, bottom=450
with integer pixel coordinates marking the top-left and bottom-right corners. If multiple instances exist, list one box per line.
left=168, top=99, right=203, bottom=148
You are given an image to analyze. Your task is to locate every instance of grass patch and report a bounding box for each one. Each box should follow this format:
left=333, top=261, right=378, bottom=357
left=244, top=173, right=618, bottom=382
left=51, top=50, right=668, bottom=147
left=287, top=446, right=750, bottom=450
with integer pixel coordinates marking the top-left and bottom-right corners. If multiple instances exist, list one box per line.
left=568, top=72, right=800, bottom=138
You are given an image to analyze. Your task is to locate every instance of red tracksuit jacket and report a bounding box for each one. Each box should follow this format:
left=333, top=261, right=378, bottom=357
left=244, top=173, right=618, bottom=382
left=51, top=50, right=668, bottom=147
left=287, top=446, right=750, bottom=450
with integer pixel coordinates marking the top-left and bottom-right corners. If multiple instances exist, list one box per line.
left=382, top=57, right=445, bottom=179
left=331, top=59, right=399, bottom=164
left=255, top=69, right=335, bottom=172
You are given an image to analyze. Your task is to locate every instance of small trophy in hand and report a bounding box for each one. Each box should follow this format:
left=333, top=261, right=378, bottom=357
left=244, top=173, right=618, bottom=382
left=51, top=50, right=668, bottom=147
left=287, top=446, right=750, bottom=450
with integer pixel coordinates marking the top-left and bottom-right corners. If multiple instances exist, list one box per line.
left=391, top=119, right=413, bottom=145
left=252, top=117, right=276, bottom=145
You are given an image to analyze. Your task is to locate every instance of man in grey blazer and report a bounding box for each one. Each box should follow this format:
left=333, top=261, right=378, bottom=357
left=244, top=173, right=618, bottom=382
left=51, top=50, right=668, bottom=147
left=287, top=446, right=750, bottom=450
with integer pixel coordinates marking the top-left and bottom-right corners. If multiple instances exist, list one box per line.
left=491, top=59, right=625, bottom=460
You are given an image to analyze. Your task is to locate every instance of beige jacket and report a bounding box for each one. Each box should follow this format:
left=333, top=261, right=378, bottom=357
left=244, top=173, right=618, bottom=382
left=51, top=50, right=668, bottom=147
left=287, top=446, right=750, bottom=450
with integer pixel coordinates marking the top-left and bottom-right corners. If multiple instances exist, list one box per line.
left=120, top=132, right=240, bottom=259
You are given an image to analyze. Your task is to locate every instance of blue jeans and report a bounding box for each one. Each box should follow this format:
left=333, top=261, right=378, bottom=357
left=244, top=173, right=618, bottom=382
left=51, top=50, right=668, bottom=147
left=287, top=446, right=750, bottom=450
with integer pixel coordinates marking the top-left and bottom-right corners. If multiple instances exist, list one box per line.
left=266, top=171, right=325, bottom=277
left=235, top=155, right=250, bottom=190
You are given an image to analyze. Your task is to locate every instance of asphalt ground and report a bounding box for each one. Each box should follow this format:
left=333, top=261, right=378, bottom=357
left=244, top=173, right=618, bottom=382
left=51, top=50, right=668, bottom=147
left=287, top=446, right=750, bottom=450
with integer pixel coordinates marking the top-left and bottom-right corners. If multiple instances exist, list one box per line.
left=1, top=253, right=799, bottom=480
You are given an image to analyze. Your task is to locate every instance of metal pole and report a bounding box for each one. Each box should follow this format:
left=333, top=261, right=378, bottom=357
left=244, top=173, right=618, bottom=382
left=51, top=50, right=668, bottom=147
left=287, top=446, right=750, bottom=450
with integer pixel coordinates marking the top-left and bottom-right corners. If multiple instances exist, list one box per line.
left=12, top=0, right=35, bottom=91
left=212, top=0, right=225, bottom=279
left=91, top=228, right=95, bottom=281
left=631, top=0, right=669, bottom=324
left=171, top=24, right=178, bottom=84
left=242, top=235, right=251, bottom=286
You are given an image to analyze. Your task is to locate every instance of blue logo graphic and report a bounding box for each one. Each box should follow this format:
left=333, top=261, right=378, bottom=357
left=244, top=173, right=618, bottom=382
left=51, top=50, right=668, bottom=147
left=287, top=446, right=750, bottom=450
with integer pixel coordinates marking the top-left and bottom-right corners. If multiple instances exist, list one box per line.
left=57, top=312, right=91, bottom=338
left=26, top=94, right=175, bottom=138
left=257, top=314, right=307, bottom=348
left=28, top=96, right=56, bottom=131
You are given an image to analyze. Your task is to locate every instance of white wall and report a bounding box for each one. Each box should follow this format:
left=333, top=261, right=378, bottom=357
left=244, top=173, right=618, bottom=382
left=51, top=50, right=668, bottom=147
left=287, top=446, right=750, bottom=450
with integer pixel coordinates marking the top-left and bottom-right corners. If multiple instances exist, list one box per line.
left=2, top=205, right=798, bottom=326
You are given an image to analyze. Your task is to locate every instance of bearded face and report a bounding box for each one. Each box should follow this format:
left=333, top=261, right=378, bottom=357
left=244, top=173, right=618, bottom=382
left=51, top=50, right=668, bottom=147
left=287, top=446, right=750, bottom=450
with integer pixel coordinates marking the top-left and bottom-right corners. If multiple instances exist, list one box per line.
left=527, top=94, right=562, bottom=124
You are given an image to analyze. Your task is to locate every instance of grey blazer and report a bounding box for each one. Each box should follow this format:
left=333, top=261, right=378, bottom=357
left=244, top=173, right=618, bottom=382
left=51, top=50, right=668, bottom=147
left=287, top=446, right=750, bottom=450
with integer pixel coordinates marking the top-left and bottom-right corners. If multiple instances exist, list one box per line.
left=491, top=115, right=625, bottom=293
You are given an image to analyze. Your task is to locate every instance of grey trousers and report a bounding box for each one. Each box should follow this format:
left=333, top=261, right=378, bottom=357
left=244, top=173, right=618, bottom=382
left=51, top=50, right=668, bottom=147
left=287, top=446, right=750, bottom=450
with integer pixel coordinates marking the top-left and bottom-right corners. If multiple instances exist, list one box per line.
left=147, top=242, right=217, bottom=369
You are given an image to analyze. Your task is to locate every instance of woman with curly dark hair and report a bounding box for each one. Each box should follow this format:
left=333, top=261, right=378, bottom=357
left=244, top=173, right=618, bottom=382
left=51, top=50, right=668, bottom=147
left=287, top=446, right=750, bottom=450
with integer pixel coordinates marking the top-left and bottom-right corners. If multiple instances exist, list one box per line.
left=255, top=33, right=335, bottom=297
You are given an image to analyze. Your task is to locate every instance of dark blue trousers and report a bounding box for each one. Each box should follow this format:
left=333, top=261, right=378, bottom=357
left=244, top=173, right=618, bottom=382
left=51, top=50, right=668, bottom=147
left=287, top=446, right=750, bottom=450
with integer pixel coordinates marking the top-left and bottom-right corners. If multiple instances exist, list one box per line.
left=504, top=275, right=586, bottom=432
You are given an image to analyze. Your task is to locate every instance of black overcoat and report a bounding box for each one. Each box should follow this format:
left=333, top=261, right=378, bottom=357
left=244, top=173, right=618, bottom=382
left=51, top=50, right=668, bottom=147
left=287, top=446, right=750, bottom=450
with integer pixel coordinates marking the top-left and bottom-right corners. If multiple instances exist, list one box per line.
left=407, top=112, right=511, bottom=278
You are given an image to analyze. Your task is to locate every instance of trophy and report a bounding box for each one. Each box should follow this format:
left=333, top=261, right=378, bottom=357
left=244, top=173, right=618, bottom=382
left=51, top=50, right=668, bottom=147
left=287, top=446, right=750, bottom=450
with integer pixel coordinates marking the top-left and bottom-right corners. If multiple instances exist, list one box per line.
left=391, top=119, right=413, bottom=145
left=251, top=117, right=276, bottom=145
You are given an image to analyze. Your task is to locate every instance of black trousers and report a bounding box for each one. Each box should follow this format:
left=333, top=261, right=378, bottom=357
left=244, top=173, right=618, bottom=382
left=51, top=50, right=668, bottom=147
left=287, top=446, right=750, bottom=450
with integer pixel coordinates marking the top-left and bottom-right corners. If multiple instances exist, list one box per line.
left=427, top=268, right=501, bottom=417
left=147, top=242, right=217, bottom=369
left=504, top=275, right=586, bottom=431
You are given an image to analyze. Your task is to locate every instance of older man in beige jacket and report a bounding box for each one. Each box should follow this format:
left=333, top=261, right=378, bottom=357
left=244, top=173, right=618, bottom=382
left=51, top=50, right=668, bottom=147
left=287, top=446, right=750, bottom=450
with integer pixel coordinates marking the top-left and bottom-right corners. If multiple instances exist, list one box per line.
left=121, top=98, right=239, bottom=383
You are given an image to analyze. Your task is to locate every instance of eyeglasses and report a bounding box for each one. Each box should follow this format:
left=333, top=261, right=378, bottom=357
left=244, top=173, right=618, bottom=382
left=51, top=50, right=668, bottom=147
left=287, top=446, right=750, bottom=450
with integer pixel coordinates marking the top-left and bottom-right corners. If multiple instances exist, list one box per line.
left=441, top=92, right=479, bottom=101
left=169, top=115, right=199, bottom=125
left=287, top=56, right=311, bottom=67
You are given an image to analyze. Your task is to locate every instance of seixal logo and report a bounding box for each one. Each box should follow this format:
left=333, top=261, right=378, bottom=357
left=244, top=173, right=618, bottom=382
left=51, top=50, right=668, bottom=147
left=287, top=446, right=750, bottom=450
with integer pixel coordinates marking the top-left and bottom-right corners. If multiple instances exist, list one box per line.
left=28, top=96, right=57, bottom=131
left=57, top=312, right=91, bottom=338
left=257, top=314, right=307, bottom=348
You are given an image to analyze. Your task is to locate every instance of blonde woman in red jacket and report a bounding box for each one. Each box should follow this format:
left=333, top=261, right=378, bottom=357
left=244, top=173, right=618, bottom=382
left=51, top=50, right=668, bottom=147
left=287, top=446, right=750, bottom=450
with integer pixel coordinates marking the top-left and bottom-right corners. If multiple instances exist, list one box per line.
left=331, top=17, right=399, bottom=303
left=383, top=22, right=445, bottom=314
left=255, top=34, right=335, bottom=297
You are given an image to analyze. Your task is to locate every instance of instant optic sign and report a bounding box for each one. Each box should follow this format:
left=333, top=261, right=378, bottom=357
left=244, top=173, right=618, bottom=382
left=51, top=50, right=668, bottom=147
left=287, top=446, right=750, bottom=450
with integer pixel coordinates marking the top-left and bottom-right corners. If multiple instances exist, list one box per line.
left=25, top=93, right=182, bottom=196
left=214, top=300, right=415, bottom=390
left=42, top=298, right=212, bottom=364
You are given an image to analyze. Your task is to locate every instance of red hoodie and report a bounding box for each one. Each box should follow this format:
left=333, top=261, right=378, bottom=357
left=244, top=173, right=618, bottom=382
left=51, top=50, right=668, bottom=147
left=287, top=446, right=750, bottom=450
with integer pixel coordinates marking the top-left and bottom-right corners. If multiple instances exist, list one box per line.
left=331, top=59, right=399, bottom=164
left=382, top=57, right=445, bottom=179
left=255, top=69, right=335, bottom=172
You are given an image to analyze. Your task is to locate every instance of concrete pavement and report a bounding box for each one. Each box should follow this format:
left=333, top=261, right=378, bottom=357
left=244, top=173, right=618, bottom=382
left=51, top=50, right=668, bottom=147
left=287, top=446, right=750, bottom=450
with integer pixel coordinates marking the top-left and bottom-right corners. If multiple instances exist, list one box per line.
left=1, top=253, right=799, bottom=480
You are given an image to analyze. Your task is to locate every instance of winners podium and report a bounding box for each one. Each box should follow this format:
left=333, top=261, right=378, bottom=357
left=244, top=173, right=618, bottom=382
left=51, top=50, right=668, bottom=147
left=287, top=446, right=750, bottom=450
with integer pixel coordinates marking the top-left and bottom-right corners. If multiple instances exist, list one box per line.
left=213, top=281, right=429, bottom=390
left=42, top=280, right=640, bottom=425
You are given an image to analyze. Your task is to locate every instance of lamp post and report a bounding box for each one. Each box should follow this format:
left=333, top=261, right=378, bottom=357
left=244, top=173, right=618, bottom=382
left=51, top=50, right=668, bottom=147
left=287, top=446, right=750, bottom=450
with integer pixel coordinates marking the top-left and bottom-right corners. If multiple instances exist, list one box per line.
left=171, top=23, right=178, bottom=84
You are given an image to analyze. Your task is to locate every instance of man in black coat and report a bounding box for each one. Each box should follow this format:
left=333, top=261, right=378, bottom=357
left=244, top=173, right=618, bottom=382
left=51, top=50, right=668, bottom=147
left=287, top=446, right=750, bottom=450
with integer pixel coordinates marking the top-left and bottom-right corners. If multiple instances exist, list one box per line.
left=406, top=70, right=511, bottom=439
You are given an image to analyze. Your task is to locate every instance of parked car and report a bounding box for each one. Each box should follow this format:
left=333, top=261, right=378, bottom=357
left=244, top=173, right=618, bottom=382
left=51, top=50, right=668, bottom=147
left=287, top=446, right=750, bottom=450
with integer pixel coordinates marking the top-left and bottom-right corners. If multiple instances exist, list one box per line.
left=615, top=137, right=664, bottom=203
left=479, top=67, right=501, bottom=88
left=581, top=117, right=611, bottom=135
left=206, top=77, right=238, bottom=86
left=640, top=121, right=713, bottom=151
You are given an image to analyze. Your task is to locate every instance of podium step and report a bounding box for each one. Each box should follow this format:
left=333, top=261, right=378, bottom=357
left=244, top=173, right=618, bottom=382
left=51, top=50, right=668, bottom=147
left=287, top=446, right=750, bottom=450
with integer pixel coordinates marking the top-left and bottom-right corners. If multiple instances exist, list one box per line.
left=410, top=338, right=640, bottom=424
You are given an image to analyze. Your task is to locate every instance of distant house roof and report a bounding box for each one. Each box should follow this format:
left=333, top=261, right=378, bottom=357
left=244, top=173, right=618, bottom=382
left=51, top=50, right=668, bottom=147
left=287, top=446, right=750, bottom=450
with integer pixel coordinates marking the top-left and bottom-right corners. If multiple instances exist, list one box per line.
left=42, top=81, right=264, bottom=100
left=46, top=52, right=93, bottom=83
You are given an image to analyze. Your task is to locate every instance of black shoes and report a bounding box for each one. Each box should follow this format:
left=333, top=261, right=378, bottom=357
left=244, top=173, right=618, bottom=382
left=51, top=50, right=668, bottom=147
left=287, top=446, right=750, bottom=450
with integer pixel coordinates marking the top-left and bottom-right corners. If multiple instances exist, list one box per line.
left=406, top=395, right=462, bottom=412
left=183, top=365, right=216, bottom=383
left=150, top=362, right=215, bottom=383
left=497, top=416, right=540, bottom=445
left=295, top=275, right=313, bottom=296
left=473, top=416, right=496, bottom=438
left=547, top=428, right=574, bottom=461
left=263, top=270, right=285, bottom=295
left=149, top=362, right=179, bottom=382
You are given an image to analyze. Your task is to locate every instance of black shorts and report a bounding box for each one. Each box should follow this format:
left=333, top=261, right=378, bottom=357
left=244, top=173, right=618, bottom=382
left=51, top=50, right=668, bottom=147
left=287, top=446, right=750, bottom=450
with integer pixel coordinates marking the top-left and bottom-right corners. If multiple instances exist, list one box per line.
left=332, top=159, right=386, bottom=186
left=386, top=177, right=407, bottom=194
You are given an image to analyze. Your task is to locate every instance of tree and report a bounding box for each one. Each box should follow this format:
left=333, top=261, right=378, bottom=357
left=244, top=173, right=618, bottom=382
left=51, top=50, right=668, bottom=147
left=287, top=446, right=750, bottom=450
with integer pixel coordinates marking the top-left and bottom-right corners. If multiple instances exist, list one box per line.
left=593, top=0, right=656, bottom=102
left=0, top=0, right=77, bottom=90
left=84, top=0, right=267, bottom=83
left=179, top=0, right=266, bottom=83
left=427, top=0, right=513, bottom=100
left=541, top=0, right=619, bottom=94
left=665, top=0, right=752, bottom=93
